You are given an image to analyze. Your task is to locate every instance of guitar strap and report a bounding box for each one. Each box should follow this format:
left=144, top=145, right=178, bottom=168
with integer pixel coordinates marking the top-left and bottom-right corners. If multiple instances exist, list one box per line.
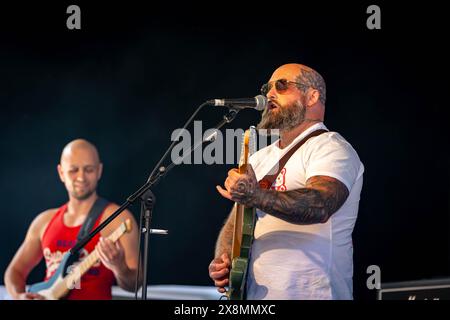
left=59, top=197, right=110, bottom=273
left=258, top=129, right=329, bottom=190
left=76, top=197, right=110, bottom=243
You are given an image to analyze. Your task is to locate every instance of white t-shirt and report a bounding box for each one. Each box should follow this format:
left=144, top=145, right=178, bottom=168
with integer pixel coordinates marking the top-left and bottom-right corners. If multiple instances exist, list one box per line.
left=246, top=122, right=364, bottom=300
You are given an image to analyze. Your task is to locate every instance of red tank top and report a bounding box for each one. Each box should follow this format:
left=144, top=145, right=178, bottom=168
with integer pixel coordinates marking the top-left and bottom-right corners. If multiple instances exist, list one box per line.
left=41, top=203, right=116, bottom=300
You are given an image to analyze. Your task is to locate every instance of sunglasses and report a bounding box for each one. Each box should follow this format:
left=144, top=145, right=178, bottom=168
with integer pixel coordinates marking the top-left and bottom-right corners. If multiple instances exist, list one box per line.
left=260, top=79, right=305, bottom=96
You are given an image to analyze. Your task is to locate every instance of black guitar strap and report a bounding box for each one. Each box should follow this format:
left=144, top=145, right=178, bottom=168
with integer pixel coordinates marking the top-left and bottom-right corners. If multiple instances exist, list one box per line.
left=76, top=197, right=110, bottom=243
left=61, top=197, right=110, bottom=275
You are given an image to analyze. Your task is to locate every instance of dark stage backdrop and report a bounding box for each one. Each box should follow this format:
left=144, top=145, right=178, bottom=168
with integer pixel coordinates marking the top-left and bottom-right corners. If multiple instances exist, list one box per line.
left=0, top=2, right=448, bottom=300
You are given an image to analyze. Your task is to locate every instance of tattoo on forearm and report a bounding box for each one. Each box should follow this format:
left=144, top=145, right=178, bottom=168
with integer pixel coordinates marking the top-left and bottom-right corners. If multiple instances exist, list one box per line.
left=229, top=166, right=259, bottom=207
left=254, top=176, right=349, bottom=224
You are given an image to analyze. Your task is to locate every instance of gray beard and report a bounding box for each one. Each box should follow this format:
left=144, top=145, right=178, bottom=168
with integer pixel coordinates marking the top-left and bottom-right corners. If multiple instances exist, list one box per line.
left=256, top=100, right=306, bottom=133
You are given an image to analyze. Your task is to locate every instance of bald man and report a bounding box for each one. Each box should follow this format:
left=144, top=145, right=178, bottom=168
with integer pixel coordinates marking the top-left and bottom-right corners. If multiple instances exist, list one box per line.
left=4, top=139, right=140, bottom=300
left=209, top=64, right=364, bottom=299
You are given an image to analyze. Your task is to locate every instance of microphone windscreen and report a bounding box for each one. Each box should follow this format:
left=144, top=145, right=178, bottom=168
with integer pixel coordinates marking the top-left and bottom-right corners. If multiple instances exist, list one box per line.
left=254, top=95, right=268, bottom=111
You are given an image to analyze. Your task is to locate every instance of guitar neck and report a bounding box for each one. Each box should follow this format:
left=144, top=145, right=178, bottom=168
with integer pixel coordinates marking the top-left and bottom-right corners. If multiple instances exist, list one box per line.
left=67, top=223, right=127, bottom=281
left=238, top=139, right=249, bottom=174
left=232, top=129, right=251, bottom=259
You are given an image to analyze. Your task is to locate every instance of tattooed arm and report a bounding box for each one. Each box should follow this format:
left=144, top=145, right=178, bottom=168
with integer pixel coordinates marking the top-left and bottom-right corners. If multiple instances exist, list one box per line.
left=216, top=166, right=349, bottom=225
left=254, top=175, right=348, bottom=224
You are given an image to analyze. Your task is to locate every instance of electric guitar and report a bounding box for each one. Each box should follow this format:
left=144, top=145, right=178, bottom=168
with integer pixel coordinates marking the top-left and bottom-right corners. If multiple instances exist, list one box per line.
left=227, top=126, right=257, bottom=300
left=28, top=219, right=132, bottom=300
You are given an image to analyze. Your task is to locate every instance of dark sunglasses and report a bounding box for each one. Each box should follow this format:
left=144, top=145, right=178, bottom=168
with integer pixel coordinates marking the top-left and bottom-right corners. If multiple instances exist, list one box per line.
left=260, top=79, right=305, bottom=96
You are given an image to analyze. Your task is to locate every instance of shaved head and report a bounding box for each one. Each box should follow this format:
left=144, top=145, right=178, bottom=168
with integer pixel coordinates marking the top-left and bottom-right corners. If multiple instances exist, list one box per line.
left=58, top=139, right=102, bottom=201
left=60, top=139, right=100, bottom=165
left=272, top=63, right=326, bottom=105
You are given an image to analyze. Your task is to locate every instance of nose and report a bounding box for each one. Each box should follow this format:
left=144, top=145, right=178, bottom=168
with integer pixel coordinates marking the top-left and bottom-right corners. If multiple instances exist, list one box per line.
left=75, top=169, right=86, bottom=182
left=266, top=82, right=277, bottom=100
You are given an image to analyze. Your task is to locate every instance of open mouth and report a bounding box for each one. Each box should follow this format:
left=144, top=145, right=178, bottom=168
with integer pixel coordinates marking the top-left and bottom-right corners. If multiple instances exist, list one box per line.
left=268, top=101, right=279, bottom=110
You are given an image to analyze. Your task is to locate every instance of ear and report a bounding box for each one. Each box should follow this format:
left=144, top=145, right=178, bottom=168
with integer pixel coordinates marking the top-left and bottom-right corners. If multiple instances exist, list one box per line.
left=306, top=89, right=320, bottom=107
left=57, top=164, right=65, bottom=183
left=97, top=162, right=103, bottom=180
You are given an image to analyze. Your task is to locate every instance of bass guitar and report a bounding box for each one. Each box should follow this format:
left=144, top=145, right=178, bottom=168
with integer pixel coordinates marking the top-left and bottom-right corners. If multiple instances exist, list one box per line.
left=28, top=219, right=132, bottom=299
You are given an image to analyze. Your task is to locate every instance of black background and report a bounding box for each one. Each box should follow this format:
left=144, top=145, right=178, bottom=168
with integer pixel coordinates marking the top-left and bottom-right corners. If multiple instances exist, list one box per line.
left=0, top=1, right=448, bottom=301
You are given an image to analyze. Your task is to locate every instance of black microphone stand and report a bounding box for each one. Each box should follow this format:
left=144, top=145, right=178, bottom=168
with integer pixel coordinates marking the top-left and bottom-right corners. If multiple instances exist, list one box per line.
left=70, top=105, right=240, bottom=300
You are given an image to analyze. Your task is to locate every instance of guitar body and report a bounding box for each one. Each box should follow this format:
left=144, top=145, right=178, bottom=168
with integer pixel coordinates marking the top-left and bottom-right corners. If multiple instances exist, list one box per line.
left=28, top=253, right=74, bottom=299
left=28, top=219, right=132, bottom=300
left=228, top=204, right=256, bottom=300
left=227, top=127, right=257, bottom=300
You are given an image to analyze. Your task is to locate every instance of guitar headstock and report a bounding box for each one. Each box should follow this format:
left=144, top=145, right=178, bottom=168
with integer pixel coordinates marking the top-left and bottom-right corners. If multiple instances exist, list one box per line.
left=248, top=126, right=257, bottom=157
left=124, top=219, right=132, bottom=233
left=117, top=219, right=132, bottom=235
left=107, top=219, right=132, bottom=243
left=238, top=126, right=257, bottom=170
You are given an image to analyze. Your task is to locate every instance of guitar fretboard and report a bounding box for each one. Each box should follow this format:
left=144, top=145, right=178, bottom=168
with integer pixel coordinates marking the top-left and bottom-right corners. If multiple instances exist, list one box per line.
left=65, top=222, right=127, bottom=284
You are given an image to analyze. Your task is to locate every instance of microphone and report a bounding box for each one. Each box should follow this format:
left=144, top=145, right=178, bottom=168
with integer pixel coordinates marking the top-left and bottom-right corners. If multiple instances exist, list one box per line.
left=207, top=95, right=267, bottom=111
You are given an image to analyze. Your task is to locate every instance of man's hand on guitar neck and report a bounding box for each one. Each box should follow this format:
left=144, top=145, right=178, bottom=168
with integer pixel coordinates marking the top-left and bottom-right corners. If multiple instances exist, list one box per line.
left=95, top=236, right=138, bottom=292
left=208, top=253, right=231, bottom=294
left=96, top=237, right=127, bottom=273
left=216, top=164, right=261, bottom=208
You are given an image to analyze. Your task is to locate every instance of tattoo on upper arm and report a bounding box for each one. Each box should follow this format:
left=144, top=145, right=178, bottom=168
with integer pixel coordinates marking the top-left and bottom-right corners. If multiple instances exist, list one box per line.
left=255, top=175, right=349, bottom=224
left=306, top=175, right=349, bottom=215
